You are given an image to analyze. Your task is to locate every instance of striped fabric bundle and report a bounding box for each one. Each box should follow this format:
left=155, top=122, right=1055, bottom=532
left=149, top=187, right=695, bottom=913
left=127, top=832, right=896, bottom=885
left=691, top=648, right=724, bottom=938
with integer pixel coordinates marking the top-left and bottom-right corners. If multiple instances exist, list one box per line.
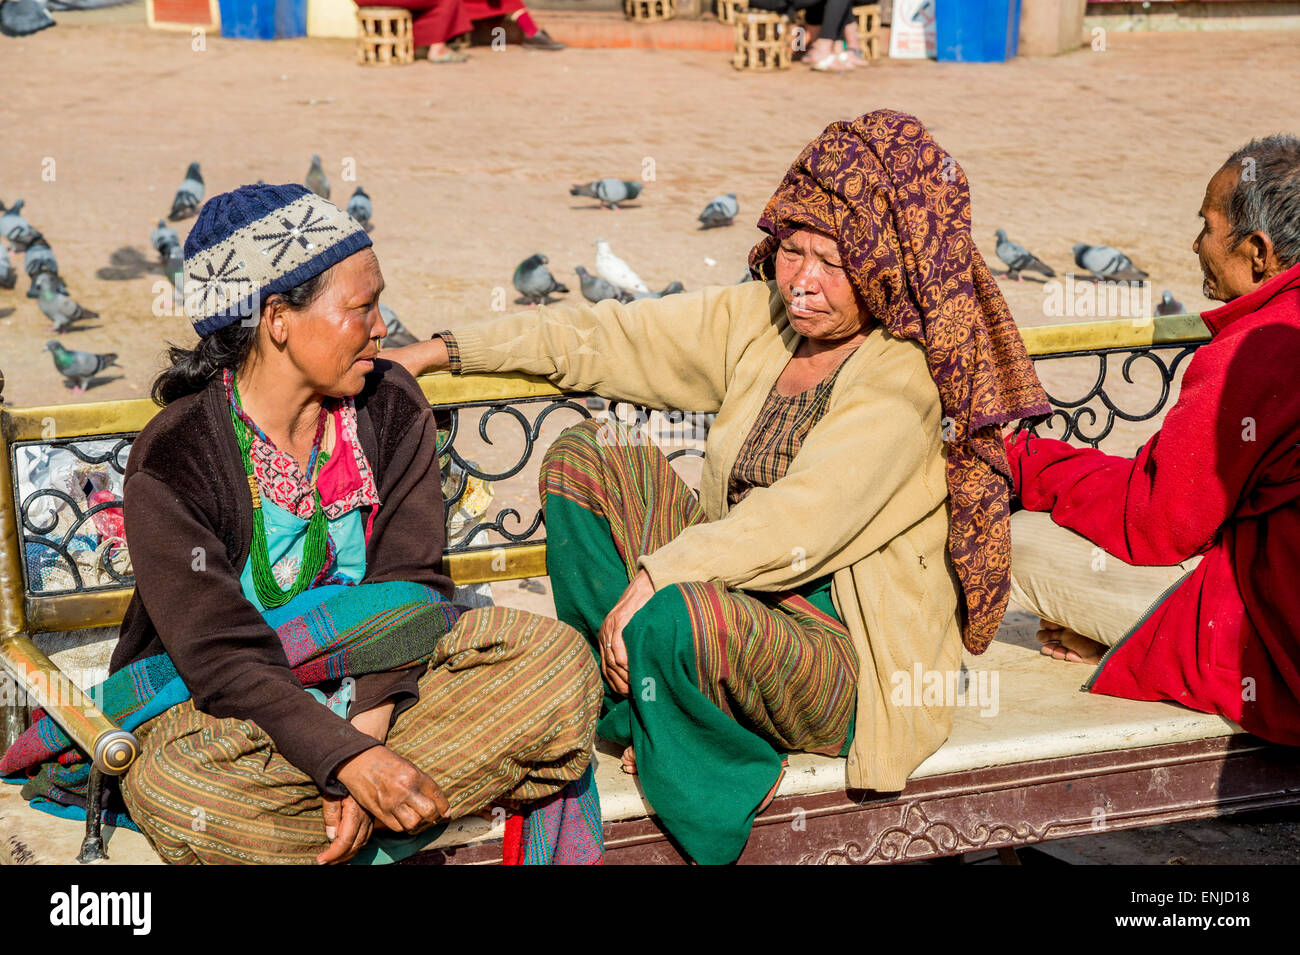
left=0, top=581, right=463, bottom=820
left=504, top=764, right=604, bottom=865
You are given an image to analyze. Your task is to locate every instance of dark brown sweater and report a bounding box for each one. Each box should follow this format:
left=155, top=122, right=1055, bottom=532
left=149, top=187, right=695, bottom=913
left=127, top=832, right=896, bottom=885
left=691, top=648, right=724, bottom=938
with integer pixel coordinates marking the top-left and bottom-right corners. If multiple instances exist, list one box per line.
left=109, top=360, right=454, bottom=795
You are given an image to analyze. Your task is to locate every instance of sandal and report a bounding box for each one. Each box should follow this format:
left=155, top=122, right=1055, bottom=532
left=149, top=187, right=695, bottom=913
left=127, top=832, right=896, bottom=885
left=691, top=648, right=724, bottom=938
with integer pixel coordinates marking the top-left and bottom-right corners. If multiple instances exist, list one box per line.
left=808, top=51, right=850, bottom=72
left=427, top=49, right=470, bottom=63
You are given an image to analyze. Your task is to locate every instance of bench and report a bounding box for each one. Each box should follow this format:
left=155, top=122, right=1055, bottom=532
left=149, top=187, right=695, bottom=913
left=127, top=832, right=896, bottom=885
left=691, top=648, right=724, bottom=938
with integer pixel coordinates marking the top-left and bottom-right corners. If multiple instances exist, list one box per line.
left=3, top=313, right=1299, bottom=865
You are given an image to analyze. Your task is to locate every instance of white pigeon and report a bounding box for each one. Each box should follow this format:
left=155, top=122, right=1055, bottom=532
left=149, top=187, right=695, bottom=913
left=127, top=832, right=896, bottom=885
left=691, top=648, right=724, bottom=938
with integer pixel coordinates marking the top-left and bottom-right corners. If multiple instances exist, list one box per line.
left=595, top=239, right=648, bottom=295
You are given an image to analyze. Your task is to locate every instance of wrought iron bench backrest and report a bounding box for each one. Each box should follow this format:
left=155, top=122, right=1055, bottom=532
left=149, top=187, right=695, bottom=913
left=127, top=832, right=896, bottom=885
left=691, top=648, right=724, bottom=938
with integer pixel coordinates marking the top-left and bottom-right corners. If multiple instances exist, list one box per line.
left=0, top=314, right=1212, bottom=641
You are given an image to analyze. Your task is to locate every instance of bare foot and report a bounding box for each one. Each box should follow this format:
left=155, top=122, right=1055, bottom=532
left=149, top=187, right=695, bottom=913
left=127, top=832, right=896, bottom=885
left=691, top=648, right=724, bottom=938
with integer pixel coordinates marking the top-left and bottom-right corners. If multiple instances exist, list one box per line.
left=426, top=42, right=469, bottom=63
left=1036, top=617, right=1106, bottom=664
left=620, top=745, right=637, bottom=775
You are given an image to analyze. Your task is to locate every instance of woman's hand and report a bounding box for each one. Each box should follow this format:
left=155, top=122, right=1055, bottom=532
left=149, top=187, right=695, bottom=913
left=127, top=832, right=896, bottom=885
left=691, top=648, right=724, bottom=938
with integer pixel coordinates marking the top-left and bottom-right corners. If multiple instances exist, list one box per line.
left=334, top=745, right=450, bottom=834
left=597, top=570, right=656, bottom=696
left=317, top=793, right=374, bottom=865
left=383, top=336, right=449, bottom=378
left=315, top=698, right=396, bottom=863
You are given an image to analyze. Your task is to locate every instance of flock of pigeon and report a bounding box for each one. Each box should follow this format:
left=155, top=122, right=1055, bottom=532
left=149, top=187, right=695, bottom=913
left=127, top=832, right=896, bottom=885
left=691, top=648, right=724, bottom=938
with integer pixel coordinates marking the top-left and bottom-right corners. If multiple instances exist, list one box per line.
left=993, top=229, right=1186, bottom=315
left=5, top=163, right=1189, bottom=398
left=512, top=180, right=737, bottom=307
left=0, top=197, right=113, bottom=392
left=0, top=157, right=384, bottom=395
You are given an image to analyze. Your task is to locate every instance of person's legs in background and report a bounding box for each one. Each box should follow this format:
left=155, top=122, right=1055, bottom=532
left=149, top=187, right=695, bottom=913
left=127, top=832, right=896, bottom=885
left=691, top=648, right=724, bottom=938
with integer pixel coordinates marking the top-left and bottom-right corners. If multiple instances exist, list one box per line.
left=354, top=0, right=563, bottom=61
left=506, top=5, right=565, bottom=49
left=806, top=0, right=856, bottom=70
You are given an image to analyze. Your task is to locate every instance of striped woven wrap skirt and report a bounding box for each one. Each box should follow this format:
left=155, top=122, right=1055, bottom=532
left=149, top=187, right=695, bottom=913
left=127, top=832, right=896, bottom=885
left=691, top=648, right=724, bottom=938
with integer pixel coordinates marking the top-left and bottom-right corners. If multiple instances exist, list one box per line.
left=540, top=418, right=859, bottom=865
left=119, top=606, right=601, bottom=865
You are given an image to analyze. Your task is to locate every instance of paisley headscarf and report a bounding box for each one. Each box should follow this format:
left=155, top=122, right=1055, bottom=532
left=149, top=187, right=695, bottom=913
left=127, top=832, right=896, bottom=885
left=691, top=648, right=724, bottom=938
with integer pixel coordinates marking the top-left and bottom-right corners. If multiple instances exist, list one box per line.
left=749, top=109, right=1050, bottom=654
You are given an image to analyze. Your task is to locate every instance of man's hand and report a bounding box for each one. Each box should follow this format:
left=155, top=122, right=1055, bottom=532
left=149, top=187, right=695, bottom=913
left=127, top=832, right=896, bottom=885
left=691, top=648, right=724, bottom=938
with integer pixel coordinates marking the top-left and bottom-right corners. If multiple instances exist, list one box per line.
left=335, top=745, right=450, bottom=834
left=596, top=570, right=656, bottom=696
left=383, top=336, right=450, bottom=378
left=317, top=793, right=374, bottom=865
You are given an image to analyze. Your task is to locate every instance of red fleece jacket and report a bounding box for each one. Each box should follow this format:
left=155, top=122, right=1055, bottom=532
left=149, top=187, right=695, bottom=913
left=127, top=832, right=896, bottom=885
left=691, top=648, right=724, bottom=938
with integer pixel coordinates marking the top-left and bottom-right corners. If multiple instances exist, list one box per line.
left=1006, top=260, right=1300, bottom=745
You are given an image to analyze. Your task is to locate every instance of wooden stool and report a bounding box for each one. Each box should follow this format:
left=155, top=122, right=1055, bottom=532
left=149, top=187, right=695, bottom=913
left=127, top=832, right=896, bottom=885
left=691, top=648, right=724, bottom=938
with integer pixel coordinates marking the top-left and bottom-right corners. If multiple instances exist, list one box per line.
left=625, top=0, right=676, bottom=21
left=356, top=7, right=414, bottom=65
left=732, top=9, right=793, bottom=70
left=717, top=0, right=744, bottom=24
left=851, top=3, right=882, bottom=59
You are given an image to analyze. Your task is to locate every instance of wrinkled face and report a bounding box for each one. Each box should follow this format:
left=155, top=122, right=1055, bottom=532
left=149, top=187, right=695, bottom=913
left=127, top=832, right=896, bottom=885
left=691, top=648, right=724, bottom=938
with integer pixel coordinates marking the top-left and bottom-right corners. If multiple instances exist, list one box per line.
left=1193, top=165, right=1260, bottom=303
left=262, top=248, right=387, bottom=397
left=774, top=227, right=868, bottom=341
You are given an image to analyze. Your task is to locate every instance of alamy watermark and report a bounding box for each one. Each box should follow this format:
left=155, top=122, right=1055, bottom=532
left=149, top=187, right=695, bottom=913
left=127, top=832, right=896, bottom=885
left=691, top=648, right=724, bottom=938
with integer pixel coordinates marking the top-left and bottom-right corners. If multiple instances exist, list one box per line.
left=1042, top=276, right=1151, bottom=320
left=890, top=663, right=1000, bottom=717
left=0, top=664, right=109, bottom=714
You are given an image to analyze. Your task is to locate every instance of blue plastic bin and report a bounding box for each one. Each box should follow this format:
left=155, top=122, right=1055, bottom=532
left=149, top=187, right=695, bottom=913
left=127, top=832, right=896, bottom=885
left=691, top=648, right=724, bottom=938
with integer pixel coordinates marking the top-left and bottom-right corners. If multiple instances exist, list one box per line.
left=218, top=0, right=307, bottom=40
left=934, top=0, right=1022, bottom=62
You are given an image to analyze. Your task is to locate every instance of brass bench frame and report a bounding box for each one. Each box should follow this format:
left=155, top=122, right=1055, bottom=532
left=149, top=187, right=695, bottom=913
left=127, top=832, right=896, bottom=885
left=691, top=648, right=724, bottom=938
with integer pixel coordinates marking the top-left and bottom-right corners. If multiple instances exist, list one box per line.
left=6, top=313, right=1298, bottom=864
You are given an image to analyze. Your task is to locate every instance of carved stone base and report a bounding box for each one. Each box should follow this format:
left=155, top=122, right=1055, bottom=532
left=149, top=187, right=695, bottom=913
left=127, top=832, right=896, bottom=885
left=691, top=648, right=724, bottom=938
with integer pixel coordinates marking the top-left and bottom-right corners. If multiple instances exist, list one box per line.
left=405, top=736, right=1300, bottom=865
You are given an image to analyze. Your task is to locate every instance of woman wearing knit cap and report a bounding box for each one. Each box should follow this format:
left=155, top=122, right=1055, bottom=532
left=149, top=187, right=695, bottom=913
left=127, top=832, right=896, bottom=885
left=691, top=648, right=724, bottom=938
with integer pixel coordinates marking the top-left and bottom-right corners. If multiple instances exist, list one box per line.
left=99, top=183, right=602, bottom=864
left=393, top=110, right=1049, bottom=864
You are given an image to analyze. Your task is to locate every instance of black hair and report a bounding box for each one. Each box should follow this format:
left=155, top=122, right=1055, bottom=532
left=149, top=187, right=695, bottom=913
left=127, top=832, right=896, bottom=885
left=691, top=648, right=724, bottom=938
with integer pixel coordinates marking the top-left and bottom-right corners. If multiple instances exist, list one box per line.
left=151, top=269, right=332, bottom=406
left=1222, top=134, right=1300, bottom=269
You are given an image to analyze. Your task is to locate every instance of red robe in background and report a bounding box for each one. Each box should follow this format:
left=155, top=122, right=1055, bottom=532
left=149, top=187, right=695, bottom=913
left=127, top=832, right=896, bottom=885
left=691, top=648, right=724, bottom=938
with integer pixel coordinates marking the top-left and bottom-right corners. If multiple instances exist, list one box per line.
left=1006, top=260, right=1300, bottom=745
left=354, top=0, right=528, bottom=46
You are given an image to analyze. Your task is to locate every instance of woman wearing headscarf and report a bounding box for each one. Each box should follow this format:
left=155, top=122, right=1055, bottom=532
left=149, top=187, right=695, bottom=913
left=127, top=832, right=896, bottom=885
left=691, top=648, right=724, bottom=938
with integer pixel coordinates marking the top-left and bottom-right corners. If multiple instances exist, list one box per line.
left=396, top=109, right=1050, bottom=864
left=1, top=183, right=602, bottom=865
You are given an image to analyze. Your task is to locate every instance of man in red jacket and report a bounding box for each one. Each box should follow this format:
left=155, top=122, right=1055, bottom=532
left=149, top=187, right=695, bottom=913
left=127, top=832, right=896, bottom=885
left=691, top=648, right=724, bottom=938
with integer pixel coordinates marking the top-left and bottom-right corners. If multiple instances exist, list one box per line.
left=1006, top=135, right=1300, bottom=745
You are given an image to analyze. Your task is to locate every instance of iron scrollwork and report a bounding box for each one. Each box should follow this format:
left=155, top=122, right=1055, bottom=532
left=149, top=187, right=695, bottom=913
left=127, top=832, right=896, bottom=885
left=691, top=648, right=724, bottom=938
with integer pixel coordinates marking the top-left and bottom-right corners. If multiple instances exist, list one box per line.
left=16, top=340, right=1198, bottom=598
left=14, top=436, right=134, bottom=596
left=1021, top=342, right=1204, bottom=449
left=437, top=393, right=709, bottom=554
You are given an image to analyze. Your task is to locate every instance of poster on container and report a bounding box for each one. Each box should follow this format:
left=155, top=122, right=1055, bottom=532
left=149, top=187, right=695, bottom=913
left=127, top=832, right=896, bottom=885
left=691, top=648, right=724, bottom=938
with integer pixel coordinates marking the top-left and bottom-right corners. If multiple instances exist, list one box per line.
left=889, top=0, right=936, bottom=58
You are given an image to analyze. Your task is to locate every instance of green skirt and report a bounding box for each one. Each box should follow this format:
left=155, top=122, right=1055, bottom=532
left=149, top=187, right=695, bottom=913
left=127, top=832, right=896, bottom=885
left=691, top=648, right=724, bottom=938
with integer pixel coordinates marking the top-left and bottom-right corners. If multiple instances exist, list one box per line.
left=539, top=418, right=858, bottom=864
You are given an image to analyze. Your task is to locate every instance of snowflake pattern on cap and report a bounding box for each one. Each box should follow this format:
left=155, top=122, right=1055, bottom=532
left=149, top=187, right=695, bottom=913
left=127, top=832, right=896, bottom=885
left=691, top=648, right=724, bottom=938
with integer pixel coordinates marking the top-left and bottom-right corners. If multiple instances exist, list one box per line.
left=253, top=204, right=339, bottom=268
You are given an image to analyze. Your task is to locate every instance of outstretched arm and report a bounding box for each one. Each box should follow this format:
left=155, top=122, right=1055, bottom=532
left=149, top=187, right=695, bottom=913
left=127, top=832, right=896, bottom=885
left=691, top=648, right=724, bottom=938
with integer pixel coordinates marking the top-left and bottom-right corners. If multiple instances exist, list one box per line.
left=387, top=284, right=780, bottom=414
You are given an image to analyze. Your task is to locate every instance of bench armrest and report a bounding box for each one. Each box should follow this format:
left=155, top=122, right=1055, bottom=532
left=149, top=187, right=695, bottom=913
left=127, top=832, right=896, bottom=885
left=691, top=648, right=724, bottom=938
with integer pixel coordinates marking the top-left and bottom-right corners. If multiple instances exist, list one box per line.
left=0, top=634, right=137, bottom=775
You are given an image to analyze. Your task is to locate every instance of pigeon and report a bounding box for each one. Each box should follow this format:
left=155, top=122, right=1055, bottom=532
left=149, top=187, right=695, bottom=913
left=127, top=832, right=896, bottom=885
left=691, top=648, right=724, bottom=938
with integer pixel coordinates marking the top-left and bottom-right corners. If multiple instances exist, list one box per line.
left=378, top=304, right=418, bottom=348
left=994, top=229, right=1055, bottom=281
left=0, top=245, right=14, bottom=290
left=513, top=254, right=568, bottom=305
left=570, top=178, right=643, bottom=210
left=168, top=162, right=204, bottom=221
left=151, top=219, right=184, bottom=292
left=1072, top=243, right=1149, bottom=283
left=35, top=273, right=97, bottom=333
left=632, top=280, right=686, bottom=300
left=1155, top=290, right=1185, bottom=316
left=698, top=193, right=739, bottom=229
left=346, top=186, right=372, bottom=231
left=150, top=219, right=179, bottom=258
left=574, top=265, right=630, bottom=304
left=0, top=0, right=56, bottom=36
left=0, top=199, right=41, bottom=252
left=594, top=239, right=648, bottom=295
left=305, top=155, right=330, bottom=199
left=24, top=239, right=64, bottom=298
left=45, top=340, right=117, bottom=393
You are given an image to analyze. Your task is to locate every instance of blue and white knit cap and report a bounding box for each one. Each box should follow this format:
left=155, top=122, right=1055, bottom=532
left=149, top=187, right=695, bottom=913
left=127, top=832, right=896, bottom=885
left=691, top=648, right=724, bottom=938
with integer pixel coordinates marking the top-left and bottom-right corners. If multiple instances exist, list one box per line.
left=182, top=182, right=372, bottom=336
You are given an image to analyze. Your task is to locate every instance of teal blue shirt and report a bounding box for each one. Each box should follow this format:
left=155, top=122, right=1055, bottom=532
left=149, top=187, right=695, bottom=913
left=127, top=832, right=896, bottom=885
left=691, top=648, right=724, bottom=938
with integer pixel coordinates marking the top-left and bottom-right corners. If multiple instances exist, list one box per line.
left=240, top=498, right=368, bottom=717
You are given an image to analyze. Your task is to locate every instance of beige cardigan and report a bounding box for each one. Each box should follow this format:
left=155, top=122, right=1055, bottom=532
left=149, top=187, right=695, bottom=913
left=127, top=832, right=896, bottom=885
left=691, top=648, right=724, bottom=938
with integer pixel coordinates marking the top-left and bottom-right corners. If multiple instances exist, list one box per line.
left=446, top=279, right=962, bottom=791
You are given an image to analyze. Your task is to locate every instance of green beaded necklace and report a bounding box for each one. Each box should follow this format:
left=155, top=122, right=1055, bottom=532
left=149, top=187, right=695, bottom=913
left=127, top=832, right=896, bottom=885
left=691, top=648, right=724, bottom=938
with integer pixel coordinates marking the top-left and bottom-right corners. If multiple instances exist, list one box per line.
left=230, top=374, right=330, bottom=609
